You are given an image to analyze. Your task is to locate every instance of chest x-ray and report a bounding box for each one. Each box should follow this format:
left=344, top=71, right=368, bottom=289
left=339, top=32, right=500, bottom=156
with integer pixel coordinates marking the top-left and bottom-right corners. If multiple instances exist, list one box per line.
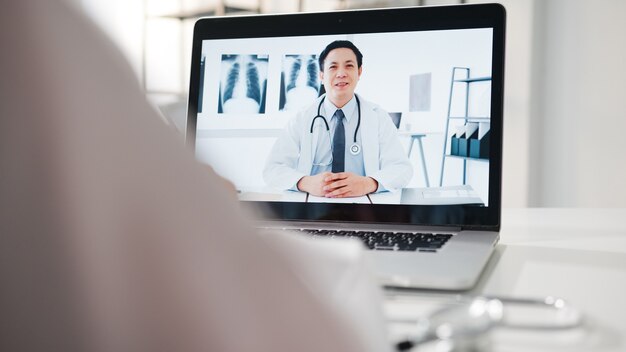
left=280, top=54, right=320, bottom=111
left=218, top=54, right=268, bottom=114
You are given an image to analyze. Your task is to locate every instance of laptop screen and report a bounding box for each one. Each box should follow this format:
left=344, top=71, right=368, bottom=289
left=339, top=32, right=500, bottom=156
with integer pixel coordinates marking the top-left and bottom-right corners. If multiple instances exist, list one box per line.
left=187, top=5, right=505, bottom=228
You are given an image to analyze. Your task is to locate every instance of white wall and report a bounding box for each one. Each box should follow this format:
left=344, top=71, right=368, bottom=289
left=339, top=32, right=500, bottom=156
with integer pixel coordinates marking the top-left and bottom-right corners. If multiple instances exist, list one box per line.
left=528, top=0, right=626, bottom=207
left=464, top=0, right=533, bottom=208
left=469, top=0, right=626, bottom=208
left=79, top=0, right=144, bottom=82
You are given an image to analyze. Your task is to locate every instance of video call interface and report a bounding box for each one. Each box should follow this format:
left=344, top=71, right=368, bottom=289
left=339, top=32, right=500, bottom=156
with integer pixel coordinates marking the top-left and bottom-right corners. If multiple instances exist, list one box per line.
left=194, top=28, right=494, bottom=206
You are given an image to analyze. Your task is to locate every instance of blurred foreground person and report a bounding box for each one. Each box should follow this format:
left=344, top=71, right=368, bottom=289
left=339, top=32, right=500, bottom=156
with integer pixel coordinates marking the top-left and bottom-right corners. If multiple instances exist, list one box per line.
left=0, top=1, right=390, bottom=352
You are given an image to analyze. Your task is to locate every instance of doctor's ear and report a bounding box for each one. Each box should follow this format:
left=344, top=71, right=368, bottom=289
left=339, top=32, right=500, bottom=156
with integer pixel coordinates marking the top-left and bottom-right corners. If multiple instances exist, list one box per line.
left=358, top=66, right=362, bottom=77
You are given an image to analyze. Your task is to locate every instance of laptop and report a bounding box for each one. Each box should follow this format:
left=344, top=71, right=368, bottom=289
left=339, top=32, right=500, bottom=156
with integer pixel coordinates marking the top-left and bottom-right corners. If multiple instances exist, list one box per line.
left=186, top=4, right=505, bottom=290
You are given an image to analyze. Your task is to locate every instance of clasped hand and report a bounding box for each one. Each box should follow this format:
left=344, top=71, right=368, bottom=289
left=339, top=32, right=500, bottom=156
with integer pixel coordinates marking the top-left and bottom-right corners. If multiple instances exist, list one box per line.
left=297, top=172, right=378, bottom=198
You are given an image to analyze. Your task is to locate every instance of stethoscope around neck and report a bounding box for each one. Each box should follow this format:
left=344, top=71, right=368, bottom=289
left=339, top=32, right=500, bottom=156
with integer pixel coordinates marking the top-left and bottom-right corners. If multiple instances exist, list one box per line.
left=309, top=95, right=362, bottom=156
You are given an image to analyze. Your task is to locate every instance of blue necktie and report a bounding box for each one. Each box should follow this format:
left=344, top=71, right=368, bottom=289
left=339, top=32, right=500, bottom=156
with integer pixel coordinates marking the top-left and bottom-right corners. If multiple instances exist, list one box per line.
left=332, top=109, right=345, bottom=173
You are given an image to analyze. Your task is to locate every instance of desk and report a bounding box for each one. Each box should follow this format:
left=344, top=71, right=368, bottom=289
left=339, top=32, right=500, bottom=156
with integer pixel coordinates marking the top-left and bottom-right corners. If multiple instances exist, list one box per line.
left=237, top=188, right=306, bottom=202
left=239, top=185, right=484, bottom=205
left=384, top=208, right=626, bottom=352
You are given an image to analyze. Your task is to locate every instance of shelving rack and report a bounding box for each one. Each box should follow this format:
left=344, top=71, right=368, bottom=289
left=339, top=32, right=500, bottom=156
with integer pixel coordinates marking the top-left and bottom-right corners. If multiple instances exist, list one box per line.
left=439, top=66, right=491, bottom=187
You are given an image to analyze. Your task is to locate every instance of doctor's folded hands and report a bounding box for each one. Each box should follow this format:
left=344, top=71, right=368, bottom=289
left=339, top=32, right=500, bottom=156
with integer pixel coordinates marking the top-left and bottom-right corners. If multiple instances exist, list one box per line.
left=263, top=40, right=413, bottom=197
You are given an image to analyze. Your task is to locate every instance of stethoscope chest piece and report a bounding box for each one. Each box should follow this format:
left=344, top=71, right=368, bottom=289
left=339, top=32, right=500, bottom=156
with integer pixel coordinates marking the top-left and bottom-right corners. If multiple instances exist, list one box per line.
left=350, top=143, right=361, bottom=155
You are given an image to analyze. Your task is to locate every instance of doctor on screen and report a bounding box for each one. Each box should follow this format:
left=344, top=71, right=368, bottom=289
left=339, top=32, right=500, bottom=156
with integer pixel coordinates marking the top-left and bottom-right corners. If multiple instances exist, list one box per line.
left=264, top=40, right=412, bottom=198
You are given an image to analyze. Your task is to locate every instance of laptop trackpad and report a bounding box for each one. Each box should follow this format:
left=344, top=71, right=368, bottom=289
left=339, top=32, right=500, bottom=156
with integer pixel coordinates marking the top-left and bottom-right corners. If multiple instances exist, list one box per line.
left=368, top=231, right=497, bottom=290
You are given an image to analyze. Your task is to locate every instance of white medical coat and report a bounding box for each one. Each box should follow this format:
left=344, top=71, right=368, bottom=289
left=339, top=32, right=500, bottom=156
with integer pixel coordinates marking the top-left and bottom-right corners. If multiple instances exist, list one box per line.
left=264, top=95, right=413, bottom=191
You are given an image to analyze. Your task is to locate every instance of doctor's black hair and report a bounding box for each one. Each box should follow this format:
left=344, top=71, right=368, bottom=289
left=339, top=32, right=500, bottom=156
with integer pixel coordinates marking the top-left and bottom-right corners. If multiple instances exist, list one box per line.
left=318, top=40, right=363, bottom=71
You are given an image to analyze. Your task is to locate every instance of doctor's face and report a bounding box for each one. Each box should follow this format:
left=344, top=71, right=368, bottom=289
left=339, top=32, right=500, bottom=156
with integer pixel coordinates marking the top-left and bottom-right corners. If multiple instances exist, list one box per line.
left=320, top=48, right=362, bottom=108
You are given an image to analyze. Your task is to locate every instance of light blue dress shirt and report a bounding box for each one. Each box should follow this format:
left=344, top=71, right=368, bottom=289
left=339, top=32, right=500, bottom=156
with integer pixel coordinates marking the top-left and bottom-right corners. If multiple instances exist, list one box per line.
left=310, top=96, right=366, bottom=177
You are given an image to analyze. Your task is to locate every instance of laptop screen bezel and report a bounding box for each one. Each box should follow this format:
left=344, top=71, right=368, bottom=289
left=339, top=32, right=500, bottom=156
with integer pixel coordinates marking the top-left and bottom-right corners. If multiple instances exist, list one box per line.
left=186, top=4, right=505, bottom=231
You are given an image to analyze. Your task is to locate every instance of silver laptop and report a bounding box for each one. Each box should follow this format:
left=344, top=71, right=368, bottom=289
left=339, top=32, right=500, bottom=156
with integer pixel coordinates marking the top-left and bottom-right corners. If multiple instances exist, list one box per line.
left=186, top=4, right=505, bottom=290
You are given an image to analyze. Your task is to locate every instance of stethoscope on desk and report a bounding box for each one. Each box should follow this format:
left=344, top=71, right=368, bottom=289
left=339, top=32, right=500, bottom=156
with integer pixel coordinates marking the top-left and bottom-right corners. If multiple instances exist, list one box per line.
left=393, top=295, right=584, bottom=351
left=309, top=95, right=362, bottom=156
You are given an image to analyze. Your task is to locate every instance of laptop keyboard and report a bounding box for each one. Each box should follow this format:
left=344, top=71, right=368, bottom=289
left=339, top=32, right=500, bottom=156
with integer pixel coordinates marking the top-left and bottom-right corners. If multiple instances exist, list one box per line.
left=295, top=229, right=453, bottom=252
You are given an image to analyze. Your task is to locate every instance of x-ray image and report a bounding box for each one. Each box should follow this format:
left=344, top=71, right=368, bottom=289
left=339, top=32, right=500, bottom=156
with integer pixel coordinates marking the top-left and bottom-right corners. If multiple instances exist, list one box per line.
left=218, top=54, right=268, bottom=114
left=279, top=55, right=320, bottom=111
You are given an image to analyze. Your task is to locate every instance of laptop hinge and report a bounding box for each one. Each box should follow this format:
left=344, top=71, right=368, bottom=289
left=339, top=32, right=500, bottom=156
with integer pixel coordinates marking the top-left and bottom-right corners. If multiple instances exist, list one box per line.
left=257, top=220, right=462, bottom=233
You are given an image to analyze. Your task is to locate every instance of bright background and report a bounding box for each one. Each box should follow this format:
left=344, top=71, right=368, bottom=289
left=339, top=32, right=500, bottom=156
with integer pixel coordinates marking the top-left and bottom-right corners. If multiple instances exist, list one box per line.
left=75, top=0, right=626, bottom=208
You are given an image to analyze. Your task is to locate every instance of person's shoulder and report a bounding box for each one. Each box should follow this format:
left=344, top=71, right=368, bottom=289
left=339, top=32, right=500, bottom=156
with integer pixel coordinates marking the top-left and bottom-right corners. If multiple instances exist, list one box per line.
left=296, top=96, right=324, bottom=117
left=358, top=96, right=389, bottom=118
left=286, top=98, right=319, bottom=126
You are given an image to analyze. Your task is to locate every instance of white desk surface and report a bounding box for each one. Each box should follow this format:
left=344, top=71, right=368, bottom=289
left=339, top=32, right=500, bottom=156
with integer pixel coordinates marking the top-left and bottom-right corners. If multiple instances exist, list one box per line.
left=384, top=208, right=626, bottom=352
left=238, top=185, right=484, bottom=205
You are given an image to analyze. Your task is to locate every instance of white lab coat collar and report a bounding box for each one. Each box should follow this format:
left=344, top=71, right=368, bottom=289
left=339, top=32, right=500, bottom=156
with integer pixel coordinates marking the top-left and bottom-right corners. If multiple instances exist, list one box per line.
left=322, top=95, right=357, bottom=123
